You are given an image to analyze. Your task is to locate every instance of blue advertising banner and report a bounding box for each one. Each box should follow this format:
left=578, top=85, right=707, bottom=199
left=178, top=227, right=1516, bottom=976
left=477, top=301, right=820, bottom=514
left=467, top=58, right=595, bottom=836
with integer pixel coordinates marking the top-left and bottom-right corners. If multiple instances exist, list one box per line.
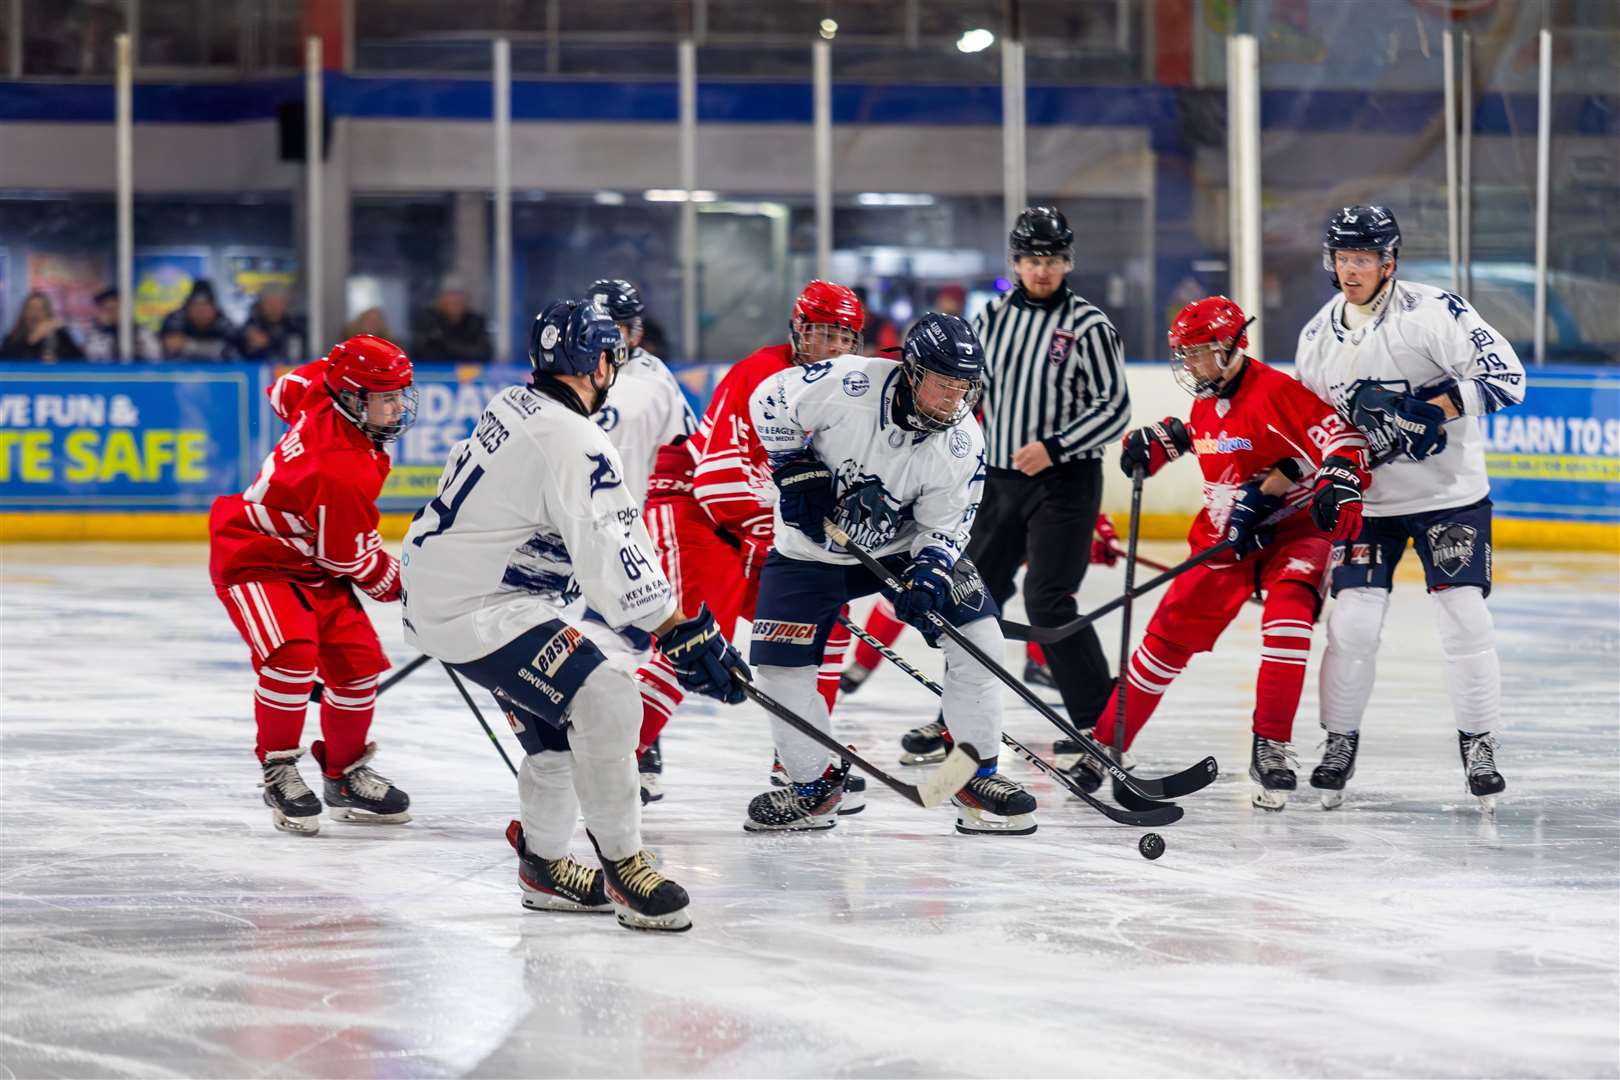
left=1483, top=367, right=1620, bottom=523
left=0, top=363, right=254, bottom=510
left=374, top=362, right=529, bottom=512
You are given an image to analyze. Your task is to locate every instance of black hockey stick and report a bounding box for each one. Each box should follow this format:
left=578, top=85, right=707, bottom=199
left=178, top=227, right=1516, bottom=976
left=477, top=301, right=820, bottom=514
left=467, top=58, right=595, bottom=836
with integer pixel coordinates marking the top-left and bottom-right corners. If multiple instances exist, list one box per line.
left=735, top=671, right=980, bottom=809
left=835, top=614, right=1183, bottom=827
left=441, top=662, right=519, bottom=778
left=309, top=652, right=432, bottom=703
left=825, top=521, right=1217, bottom=803
left=1103, top=543, right=1263, bottom=608
left=1107, top=466, right=1154, bottom=809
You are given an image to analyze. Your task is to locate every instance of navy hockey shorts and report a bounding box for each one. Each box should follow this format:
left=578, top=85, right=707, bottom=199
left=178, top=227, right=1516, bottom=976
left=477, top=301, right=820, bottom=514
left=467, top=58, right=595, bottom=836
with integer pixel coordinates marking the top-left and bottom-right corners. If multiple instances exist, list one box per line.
left=1330, top=497, right=1493, bottom=598
left=749, top=550, right=996, bottom=668
left=448, top=619, right=607, bottom=754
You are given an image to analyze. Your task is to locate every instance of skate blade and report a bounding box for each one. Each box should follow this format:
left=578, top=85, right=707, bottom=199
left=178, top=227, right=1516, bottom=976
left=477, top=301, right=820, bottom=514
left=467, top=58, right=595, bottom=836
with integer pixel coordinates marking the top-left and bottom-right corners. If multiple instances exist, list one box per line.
left=1318, top=789, right=1346, bottom=810
left=521, top=889, right=613, bottom=914
left=639, top=774, right=664, bottom=799
left=327, top=807, right=412, bottom=825
left=614, top=906, right=692, bottom=933
left=742, top=814, right=837, bottom=833
left=272, top=811, right=320, bottom=835
left=836, top=790, right=866, bottom=816
left=1476, top=793, right=1499, bottom=815
left=952, top=803, right=1037, bottom=836
left=898, top=749, right=946, bottom=766
left=1251, top=787, right=1288, bottom=812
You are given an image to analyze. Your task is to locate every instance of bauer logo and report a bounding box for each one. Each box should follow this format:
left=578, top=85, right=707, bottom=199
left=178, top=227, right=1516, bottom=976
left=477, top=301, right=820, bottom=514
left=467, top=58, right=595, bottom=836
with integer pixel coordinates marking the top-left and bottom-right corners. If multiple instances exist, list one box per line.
left=842, top=372, right=870, bottom=397
left=752, top=620, right=818, bottom=645
left=532, top=625, right=584, bottom=677
left=948, top=428, right=972, bottom=458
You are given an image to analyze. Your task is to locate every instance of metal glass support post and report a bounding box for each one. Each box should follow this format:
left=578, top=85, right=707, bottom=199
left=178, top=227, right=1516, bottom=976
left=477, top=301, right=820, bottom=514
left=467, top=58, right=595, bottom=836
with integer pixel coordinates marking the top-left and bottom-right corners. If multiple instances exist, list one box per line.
left=813, top=38, right=832, bottom=281
left=1001, top=36, right=1026, bottom=236
left=1227, top=33, right=1262, bottom=361
left=493, top=38, right=513, bottom=362
left=678, top=37, right=697, bottom=360
left=116, top=33, right=133, bottom=358
left=305, top=36, right=324, bottom=353
left=1532, top=28, right=1552, bottom=367
left=1460, top=31, right=1473, bottom=298
left=1443, top=29, right=1460, bottom=293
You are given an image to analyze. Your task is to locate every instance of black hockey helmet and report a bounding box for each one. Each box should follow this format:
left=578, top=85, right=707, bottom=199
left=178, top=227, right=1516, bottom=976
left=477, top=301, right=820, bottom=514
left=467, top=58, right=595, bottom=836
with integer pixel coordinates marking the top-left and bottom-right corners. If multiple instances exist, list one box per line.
left=586, top=278, right=644, bottom=322
left=1322, top=205, right=1401, bottom=288
left=1009, top=205, right=1074, bottom=260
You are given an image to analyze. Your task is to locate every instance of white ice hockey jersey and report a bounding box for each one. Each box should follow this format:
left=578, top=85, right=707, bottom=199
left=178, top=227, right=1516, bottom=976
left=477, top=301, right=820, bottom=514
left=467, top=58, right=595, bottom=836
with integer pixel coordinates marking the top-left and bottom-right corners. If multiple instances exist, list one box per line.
left=591, top=348, right=696, bottom=505
left=750, top=354, right=986, bottom=567
left=400, top=383, right=677, bottom=664
left=1293, top=278, right=1525, bottom=517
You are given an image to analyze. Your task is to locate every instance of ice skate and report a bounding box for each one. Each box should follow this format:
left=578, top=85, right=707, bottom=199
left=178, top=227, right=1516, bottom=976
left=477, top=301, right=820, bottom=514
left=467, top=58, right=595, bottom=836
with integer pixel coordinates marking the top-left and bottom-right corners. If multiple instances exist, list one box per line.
left=1459, top=731, right=1505, bottom=814
left=952, top=770, right=1037, bottom=836
left=839, top=663, right=874, bottom=696
left=1249, top=733, right=1298, bottom=812
left=745, top=760, right=849, bottom=832
left=638, top=738, right=664, bottom=805
left=505, top=820, right=611, bottom=914
left=1310, top=730, right=1360, bottom=809
left=588, top=832, right=691, bottom=932
left=769, top=752, right=864, bottom=814
left=1023, top=656, right=1058, bottom=689
left=898, top=715, right=950, bottom=765
left=312, top=740, right=411, bottom=824
left=1058, top=742, right=1132, bottom=795
left=260, top=747, right=322, bottom=835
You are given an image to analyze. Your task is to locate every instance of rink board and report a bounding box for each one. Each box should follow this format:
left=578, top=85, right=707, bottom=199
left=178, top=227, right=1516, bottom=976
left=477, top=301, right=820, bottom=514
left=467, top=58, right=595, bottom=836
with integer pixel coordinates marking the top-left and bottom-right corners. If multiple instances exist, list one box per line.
left=0, top=361, right=1615, bottom=547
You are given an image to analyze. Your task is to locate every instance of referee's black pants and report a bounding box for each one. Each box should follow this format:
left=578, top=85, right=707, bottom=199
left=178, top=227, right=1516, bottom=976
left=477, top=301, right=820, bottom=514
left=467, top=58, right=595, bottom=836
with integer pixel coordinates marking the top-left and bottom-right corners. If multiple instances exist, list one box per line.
left=967, top=459, right=1113, bottom=727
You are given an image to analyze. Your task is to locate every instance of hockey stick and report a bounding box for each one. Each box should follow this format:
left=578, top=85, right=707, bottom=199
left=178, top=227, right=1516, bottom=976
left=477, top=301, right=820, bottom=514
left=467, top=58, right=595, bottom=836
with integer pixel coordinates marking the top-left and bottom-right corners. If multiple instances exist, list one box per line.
left=825, top=521, right=1217, bottom=803
left=1105, top=543, right=1263, bottom=608
left=310, top=652, right=432, bottom=703
left=735, top=672, right=980, bottom=809
left=441, top=662, right=519, bottom=778
left=835, top=614, right=1183, bottom=827
left=1108, top=466, right=1150, bottom=808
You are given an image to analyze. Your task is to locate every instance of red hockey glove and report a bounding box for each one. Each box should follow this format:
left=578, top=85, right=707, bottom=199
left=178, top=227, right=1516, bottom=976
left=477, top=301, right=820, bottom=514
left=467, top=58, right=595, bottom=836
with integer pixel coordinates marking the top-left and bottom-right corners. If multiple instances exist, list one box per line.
left=358, top=553, right=402, bottom=603
left=1090, top=513, right=1120, bottom=566
left=1310, top=455, right=1366, bottom=542
left=1119, top=417, right=1192, bottom=478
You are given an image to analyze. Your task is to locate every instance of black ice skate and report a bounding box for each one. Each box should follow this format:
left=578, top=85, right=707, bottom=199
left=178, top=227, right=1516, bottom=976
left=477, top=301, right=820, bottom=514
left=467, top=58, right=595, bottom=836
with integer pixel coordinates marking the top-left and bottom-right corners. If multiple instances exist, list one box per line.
left=260, top=747, right=322, bottom=835
left=638, top=738, right=664, bottom=805
left=899, top=714, right=951, bottom=766
left=839, top=663, right=874, bottom=696
left=588, top=831, right=692, bottom=932
left=1249, top=733, right=1298, bottom=812
left=953, top=770, right=1037, bottom=835
left=1023, top=656, right=1058, bottom=690
left=1310, top=729, right=1360, bottom=809
left=505, top=820, right=612, bottom=913
left=769, top=752, right=865, bottom=814
left=1458, top=731, right=1506, bottom=813
left=312, top=740, right=411, bottom=824
left=745, top=760, right=850, bottom=832
left=1058, top=742, right=1133, bottom=795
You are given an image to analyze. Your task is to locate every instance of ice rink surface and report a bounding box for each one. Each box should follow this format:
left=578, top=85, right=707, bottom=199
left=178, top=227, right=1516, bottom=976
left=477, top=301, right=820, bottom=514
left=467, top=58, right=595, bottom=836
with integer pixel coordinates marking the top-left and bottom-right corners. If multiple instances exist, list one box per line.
left=1, top=541, right=1617, bottom=1079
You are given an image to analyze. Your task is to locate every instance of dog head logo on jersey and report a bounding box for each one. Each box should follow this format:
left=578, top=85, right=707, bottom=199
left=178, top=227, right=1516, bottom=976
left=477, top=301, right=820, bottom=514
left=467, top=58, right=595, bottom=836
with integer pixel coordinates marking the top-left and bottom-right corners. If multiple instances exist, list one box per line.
left=594, top=405, right=620, bottom=433
left=1426, top=522, right=1478, bottom=577
left=1047, top=329, right=1076, bottom=366
left=586, top=452, right=622, bottom=494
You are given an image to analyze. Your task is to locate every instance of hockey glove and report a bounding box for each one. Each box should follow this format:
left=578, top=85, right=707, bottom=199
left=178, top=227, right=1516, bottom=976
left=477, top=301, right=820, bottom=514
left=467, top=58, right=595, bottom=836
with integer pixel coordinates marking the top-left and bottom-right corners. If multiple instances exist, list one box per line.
left=1347, top=381, right=1448, bottom=462
left=772, top=455, right=836, bottom=544
left=1119, top=417, right=1192, bottom=478
left=1225, top=481, right=1283, bottom=557
left=1310, top=455, right=1366, bottom=542
left=657, top=604, right=748, bottom=705
left=1090, top=513, right=1121, bottom=566
left=892, top=548, right=954, bottom=647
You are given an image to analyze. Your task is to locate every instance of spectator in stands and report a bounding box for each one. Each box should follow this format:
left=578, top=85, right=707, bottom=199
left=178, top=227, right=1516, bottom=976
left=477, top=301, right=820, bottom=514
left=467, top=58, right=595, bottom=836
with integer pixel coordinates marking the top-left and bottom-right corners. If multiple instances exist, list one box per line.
left=237, top=283, right=308, bottom=361
left=413, top=276, right=492, bottom=362
left=343, top=306, right=395, bottom=342
left=852, top=285, right=900, bottom=356
left=81, top=288, right=160, bottom=362
left=2, top=291, right=85, bottom=362
left=933, top=283, right=967, bottom=318
left=160, top=280, right=238, bottom=360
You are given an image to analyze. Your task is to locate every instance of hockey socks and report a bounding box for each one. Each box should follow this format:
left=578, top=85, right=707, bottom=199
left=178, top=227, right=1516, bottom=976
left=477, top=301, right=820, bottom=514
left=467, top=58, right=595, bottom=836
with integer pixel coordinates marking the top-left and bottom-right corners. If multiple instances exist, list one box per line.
left=1253, top=583, right=1317, bottom=743
left=1090, top=633, right=1191, bottom=752
left=253, top=644, right=316, bottom=762
left=317, top=674, right=378, bottom=775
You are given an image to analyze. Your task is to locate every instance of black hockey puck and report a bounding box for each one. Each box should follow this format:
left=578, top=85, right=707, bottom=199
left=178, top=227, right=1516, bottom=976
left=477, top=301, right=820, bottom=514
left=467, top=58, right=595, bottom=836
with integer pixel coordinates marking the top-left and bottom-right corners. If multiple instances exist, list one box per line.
left=1138, top=832, right=1165, bottom=860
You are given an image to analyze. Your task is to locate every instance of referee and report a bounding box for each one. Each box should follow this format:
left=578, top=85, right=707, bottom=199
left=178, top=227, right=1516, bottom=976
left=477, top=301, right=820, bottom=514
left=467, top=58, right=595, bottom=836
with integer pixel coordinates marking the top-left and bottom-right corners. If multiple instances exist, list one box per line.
left=968, top=205, right=1130, bottom=727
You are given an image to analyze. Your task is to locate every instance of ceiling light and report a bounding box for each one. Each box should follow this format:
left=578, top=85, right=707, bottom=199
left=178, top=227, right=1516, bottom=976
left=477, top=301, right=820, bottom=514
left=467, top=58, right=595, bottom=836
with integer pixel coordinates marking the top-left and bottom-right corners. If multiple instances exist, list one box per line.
left=819, top=18, right=838, bottom=40
left=957, top=28, right=995, bottom=53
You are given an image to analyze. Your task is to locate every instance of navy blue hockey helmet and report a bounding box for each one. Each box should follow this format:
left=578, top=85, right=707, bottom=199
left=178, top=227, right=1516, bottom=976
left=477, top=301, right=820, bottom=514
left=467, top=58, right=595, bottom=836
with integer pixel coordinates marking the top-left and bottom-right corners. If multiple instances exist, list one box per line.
left=528, top=298, right=626, bottom=379
left=897, top=312, right=984, bottom=433
left=1322, top=205, right=1401, bottom=287
left=1009, top=205, right=1074, bottom=260
left=586, top=278, right=644, bottom=323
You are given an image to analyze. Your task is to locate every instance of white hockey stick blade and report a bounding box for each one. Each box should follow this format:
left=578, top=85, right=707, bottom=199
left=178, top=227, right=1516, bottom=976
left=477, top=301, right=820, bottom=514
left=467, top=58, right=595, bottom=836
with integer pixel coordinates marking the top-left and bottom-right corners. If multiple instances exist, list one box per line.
left=915, top=741, right=981, bottom=808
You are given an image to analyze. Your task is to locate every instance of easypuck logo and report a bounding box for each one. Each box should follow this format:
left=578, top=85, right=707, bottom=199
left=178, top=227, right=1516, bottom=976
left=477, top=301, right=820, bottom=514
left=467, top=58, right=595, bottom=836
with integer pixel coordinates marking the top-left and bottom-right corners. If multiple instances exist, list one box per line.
left=753, top=620, right=818, bottom=644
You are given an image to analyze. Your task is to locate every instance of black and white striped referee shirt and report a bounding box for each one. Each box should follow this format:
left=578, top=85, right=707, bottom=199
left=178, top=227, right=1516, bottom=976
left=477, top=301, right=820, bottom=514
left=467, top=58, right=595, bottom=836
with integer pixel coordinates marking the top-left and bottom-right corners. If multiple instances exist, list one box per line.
left=972, top=284, right=1131, bottom=469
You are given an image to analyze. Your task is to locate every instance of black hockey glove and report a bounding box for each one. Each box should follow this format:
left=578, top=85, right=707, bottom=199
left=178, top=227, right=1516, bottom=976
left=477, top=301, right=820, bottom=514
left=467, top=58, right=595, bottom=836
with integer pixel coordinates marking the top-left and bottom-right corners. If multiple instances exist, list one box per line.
left=658, top=604, right=748, bottom=705
left=1225, top=481, right=1283, bottom=557
left=1348, top=381, right=1448, bottom=462
left=1310, top=455, right=1366, bottom=542
left=1119, top=417, right=1192, bottom=478
left=892, top=548, right=954, bottom=647
left=772, top=455, right=836, bottom=544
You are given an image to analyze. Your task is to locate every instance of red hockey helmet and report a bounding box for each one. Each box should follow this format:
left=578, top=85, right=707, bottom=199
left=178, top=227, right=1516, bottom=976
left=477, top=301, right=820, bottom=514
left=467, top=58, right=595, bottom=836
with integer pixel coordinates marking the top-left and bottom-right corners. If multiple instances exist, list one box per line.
left=324, top=334, right=418, bottom=442
left=1167, top=296, right=1253, bottom=398
left=790, top=280, right=864, bottom=363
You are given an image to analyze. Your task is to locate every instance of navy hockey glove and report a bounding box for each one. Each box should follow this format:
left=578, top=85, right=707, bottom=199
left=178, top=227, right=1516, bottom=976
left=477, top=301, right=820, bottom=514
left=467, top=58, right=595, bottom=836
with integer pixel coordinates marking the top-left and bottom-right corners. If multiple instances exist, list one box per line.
left=1225, top=481, right=1283, bottom=557
left=1119, top=417, right=1192, bottom=478
left=658, top=605, right=748, bottom=705
left=1348, top=381, right=1448, bottom=462
left=892, top=548, right=954, bottom=647
left=1310, top=455, right=1366, bottom=542
left=772, top=455, right=836, bottom=544
left=835, top=478, right=904, bottom=550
